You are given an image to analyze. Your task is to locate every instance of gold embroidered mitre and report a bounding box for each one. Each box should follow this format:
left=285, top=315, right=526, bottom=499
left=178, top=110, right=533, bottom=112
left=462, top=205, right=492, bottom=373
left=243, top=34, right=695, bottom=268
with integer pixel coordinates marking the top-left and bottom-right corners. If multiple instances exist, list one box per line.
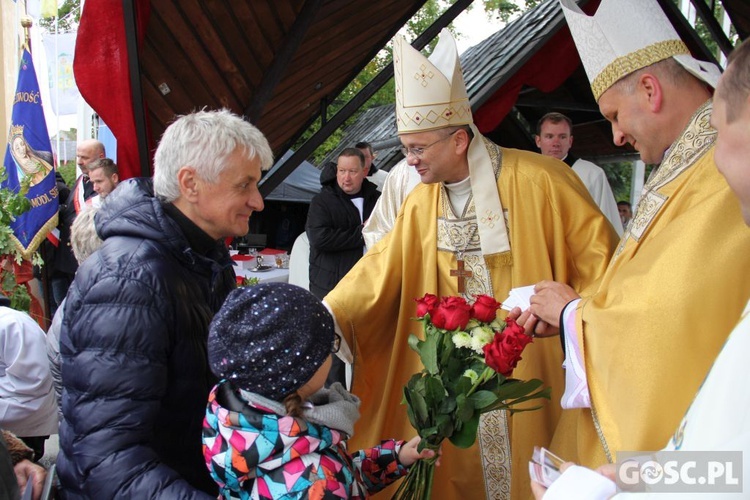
left=392, top=29, right=511, bottom=257
left=559, top=0, right=721, bottom=101
left=393, top=29, right=473, bottom=133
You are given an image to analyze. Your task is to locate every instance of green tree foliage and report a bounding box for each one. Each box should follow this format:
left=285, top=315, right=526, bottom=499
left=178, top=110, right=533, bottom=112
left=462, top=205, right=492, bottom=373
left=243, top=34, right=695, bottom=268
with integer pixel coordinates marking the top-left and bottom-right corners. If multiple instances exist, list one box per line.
left=667, top=0, right=738, bottom=61
left=601, top=161, right=634, bottom=203
left=299, top=0, right=461, bottom=164
left=38, top=0, right=81, bottom=34
left=600, top=160, right=657, bottom=203
left=298, top=0, right=548, bottom=164
left=480, top=0, right=542, bottom=23
left=0, top=168, right=33, bottom=311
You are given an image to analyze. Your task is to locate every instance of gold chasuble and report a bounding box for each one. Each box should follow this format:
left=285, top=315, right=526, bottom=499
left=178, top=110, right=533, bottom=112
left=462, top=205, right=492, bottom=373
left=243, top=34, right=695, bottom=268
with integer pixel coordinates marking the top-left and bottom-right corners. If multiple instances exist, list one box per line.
left=326, top=139, right=618, bottom=499
left=562, top=101, right=750, bottom=468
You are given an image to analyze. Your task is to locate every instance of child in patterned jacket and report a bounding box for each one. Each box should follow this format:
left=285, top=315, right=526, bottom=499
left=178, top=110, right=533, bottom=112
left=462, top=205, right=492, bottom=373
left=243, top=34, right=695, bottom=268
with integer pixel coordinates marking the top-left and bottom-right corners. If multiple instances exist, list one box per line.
left=203, top=282, right=436, bottom=499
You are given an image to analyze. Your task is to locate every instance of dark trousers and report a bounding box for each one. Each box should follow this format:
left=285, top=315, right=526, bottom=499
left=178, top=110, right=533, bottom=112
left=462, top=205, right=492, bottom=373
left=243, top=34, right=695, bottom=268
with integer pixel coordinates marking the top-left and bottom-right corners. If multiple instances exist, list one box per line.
left=19, top=435, right=48, bottom=462
left=50, top=273, right=73, bottom=316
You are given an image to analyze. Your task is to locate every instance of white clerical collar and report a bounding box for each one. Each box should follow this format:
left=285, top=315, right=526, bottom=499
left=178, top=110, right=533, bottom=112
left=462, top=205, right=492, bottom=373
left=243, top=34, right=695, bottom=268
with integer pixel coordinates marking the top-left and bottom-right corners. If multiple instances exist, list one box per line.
left=444, top=175, right=472, bottom=217
left=444, top=175, right=472, bottom=196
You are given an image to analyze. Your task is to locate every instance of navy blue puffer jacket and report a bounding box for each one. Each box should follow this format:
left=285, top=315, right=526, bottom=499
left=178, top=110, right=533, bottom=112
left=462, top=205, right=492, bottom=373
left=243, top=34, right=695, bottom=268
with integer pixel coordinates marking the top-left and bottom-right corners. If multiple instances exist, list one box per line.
left=57, top=179, right=235, bottom=499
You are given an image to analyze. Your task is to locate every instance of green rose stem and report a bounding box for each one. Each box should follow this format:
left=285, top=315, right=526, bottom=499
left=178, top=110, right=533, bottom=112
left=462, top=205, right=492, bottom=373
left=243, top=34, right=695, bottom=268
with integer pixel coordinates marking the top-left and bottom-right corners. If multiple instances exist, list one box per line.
left=393, top=441, right=441, bottom=499
left=466, top=366, right=495, bottom=397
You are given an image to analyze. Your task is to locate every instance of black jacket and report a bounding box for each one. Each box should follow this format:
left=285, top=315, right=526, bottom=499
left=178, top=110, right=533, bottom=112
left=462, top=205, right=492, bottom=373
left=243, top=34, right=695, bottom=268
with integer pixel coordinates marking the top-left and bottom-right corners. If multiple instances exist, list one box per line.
left=306, top=164, right=380, bottom=299
left=57, top=179, right=235, bottom=499
left=54, top=175, right=95, bottom=276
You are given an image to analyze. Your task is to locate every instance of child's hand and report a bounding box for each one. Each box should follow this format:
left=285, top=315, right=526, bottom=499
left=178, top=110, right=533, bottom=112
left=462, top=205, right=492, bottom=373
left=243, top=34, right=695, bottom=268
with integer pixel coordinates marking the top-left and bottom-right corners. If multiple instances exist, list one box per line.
left=398, top=436, right=441, bottom=467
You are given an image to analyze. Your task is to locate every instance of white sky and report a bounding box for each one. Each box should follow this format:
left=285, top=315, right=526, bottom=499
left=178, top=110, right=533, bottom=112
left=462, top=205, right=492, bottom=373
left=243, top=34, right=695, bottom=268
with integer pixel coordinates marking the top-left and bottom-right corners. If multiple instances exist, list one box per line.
left=452, top=6, right=505, bottom=54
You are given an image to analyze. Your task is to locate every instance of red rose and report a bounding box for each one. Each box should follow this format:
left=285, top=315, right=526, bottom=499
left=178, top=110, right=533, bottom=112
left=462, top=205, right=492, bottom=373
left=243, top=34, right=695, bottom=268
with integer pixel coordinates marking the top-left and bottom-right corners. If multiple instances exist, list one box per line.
left=483, top=319, right=533, bottom=376
left=415, top=293, right=440, bottom=318
left=431, top=296, right=472, bottom=330
left=471, top=295, right=502, bottom=323
left=502, top=318, right=530, bottom=341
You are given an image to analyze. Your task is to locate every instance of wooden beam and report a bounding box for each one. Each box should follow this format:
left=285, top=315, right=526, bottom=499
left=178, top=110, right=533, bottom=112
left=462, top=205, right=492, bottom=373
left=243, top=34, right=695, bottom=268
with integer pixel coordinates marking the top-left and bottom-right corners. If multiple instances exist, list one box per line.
left=514, top=97, right=600, bottom=113
left=123, top=0, right=151, bottom=177
left=655, top=0, right=718, bottom=64
left=245, top=0, right=323, bottom=122
left=259, top=0, right=474, bottom=196
left=688, top=0, right=735, bottom=57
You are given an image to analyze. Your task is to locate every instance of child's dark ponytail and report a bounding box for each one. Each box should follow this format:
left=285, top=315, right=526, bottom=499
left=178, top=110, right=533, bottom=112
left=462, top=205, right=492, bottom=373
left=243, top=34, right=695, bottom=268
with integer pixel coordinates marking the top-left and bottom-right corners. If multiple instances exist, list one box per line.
left=283, top=391, right=304, bottom=417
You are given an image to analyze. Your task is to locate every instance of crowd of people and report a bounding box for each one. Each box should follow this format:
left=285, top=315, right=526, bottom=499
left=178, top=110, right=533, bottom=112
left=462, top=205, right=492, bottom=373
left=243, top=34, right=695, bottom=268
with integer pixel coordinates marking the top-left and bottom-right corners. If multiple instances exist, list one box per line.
left=1, top=0, right=748, bottom=498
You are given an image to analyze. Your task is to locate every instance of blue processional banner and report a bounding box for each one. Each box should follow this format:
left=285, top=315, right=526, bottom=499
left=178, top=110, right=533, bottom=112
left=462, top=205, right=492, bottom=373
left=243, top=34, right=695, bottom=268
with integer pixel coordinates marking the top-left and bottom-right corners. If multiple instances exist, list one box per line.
left=3, top=47, right=59, bottom=259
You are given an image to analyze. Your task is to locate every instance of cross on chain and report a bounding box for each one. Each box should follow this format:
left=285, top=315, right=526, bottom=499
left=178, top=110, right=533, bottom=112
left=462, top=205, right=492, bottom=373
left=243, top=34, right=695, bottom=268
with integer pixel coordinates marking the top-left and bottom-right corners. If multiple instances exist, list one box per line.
left=450, top=258, right=473, bottom=294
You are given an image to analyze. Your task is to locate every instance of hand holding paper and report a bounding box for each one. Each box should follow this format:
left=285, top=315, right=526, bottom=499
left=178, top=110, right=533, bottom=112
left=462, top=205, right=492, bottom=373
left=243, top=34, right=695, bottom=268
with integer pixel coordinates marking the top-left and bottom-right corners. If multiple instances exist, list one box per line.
left=500, top=285, right=536, bottom=311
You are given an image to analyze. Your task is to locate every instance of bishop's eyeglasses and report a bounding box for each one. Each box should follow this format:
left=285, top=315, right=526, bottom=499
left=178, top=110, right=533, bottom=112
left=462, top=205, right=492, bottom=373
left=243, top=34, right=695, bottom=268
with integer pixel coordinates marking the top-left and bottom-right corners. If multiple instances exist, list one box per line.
left=399, top=130, right=459, bottom=158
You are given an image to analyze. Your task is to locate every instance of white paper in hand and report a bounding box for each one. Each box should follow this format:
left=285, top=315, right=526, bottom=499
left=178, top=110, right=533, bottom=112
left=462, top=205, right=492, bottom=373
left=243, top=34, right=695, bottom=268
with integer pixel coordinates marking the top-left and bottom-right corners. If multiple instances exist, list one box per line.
left=500, top=285, right=536, bottom=311
left=529, top=446, right=564, bottom=487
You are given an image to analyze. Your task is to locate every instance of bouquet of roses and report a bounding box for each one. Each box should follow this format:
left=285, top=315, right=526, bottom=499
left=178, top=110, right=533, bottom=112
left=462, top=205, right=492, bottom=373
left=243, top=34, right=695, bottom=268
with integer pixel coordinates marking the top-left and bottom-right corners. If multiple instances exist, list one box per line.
left=393, top=293, right=550, bottom=500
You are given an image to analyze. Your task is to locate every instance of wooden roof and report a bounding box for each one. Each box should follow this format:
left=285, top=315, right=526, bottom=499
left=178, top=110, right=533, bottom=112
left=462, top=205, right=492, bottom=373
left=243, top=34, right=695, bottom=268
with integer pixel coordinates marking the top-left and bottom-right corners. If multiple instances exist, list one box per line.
left=138, top=0, right=430, bottom=155
left=320, top=0, right=747, bottom=170
left=82, top=0, right=746, bottom=182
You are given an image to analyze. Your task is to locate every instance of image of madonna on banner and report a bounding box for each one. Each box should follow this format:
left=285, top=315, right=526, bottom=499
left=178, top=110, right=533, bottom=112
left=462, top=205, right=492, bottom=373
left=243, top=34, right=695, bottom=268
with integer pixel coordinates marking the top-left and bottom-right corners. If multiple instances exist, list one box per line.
left=3, top=47, right=58, bottom=259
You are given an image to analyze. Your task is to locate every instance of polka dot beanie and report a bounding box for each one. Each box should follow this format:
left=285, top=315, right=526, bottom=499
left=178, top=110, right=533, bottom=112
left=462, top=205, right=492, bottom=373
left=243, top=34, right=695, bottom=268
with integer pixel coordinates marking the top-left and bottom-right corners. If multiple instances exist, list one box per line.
left=208, top=282, right=334, bottom=400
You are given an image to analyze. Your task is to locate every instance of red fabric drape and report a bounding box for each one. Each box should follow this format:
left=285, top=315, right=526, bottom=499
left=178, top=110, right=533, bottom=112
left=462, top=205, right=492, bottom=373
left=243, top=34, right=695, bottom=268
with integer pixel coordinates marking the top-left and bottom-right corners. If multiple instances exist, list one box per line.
left=473, top=0, right=602, bottom=134
left=73, top=0, right=152, bottom=180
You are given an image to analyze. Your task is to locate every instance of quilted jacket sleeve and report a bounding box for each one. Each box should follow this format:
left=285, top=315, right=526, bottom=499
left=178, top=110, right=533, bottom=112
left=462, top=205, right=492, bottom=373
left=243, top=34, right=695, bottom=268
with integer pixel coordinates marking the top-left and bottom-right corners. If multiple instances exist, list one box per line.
left=350, top=439, right=409, bottom=494
left=58, top=269, right=213, bottom=499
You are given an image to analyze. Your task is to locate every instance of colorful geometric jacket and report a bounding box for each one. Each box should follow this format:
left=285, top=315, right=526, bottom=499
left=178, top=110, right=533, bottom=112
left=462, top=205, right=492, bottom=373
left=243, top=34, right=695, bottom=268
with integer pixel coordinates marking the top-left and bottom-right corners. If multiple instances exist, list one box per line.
left=203, top=381, right=409, bottom=499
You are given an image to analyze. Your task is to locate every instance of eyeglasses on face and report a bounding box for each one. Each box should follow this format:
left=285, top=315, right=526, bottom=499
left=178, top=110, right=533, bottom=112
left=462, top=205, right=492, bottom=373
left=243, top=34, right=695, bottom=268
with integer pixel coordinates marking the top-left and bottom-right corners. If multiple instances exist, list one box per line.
left=332, top=334, right=341, bottom=354
left=399, top=130, right=459, bottom=158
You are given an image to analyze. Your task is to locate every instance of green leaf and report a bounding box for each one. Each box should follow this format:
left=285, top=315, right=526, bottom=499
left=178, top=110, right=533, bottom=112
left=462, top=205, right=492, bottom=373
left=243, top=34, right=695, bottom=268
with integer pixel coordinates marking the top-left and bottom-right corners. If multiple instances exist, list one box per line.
left=411, top=390, right=429, bottom=425
left=435, top=413, right=454, bottom=438
left=405, top=403, right=418, bottom=429
left=469, top=390, right=499, bottom=411
left=454, top=375, right=472, bottom=395
left=449, top=414, right=480, bottom=448
left=420, top=330, right=440, bottom=374
left=438, top=396, right=457, bottom=414
left=440, top=330, right=456, bottom=365
left=484, top=381, right=551, bottom=413
left=456, top=393, right=474, bottom=422
left=493, top=378, right=545, bottom=401
left=408, top=333, right=422, bottom=353
left=420, top=426, right=438, bottom=439
left=423, top=375, right=445, bottom=407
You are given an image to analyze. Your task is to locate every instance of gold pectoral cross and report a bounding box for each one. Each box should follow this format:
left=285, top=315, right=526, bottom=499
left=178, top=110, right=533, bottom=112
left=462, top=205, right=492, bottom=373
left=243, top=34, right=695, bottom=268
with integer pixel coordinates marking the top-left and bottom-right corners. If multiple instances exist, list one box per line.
left=450, top=258, right=473, bottom=294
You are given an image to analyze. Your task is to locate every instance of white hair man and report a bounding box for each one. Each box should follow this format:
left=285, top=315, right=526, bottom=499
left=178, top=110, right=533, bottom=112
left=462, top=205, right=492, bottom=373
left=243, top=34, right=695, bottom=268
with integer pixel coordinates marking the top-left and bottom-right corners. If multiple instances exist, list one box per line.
left=324, top=29, right=618, bottom=499
left=520, top=0, right=750, bottom=474
left=57, top=109, right=273, bottom=498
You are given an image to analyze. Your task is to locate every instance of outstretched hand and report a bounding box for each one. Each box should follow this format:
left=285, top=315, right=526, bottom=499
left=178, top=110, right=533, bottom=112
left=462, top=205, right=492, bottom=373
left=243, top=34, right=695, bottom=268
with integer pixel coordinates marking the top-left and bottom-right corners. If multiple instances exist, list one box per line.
left=398, top=436, right=442, bottom=467
left=507, top=306, right=559, bottom=339
left=528, top=281, right=580, bottom=329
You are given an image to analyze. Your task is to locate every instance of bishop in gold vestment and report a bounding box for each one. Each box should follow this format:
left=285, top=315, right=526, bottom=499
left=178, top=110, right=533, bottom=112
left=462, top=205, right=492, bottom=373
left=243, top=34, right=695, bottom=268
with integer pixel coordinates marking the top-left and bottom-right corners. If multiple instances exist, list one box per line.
left=554, top=102, right=750, bottom=468
left=535, top=0, right=750, bottom=476
left=326, top=140, right=618, bottom=499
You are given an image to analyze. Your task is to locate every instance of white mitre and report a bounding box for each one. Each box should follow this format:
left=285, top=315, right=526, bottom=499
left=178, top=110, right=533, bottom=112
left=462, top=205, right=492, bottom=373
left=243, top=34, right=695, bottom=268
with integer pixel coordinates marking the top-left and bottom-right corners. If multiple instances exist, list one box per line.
left=393, top=29, right=510, bottom=256
left=559, top=0, right=721, bottom=101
